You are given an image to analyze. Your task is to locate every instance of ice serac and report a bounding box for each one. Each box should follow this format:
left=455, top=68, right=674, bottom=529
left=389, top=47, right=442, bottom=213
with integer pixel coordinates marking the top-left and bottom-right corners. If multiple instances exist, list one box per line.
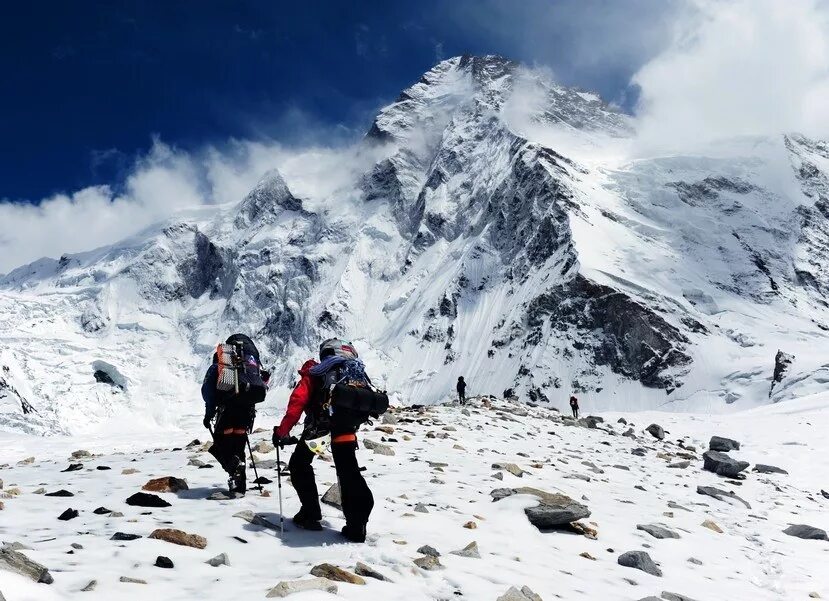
left=3, top=54, right=829, bottom=433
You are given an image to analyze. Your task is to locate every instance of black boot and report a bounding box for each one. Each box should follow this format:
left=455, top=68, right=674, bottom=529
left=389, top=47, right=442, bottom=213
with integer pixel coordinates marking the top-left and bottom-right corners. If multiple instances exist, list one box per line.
left=229, top=460, right=246, bottom=497
left=292, top=511, right=322, bottom=531
left=341, top=523, right=366, bottom=543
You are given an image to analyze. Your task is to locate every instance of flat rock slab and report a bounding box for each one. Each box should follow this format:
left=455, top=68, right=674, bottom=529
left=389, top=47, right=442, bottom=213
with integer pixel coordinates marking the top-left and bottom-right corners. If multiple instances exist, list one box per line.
left=126, top=492, right=171, bottom=508
left=618, top=550, right=662, bottom=577
left=321, top=484, right=342, bottom=510
left=266, top=577, right=338, bottom=598
left=310, top=563, right=365, bottom=585
left=697, top=485, right=751, bottom=509
left=0, top=548, right=53, bottom=584
left=492, top=462, right=526, bottom=477
left=637, top=523, right=680, bottom=539
left=492, top=487, right=591, bottom=529
left=354, top=561, right=391, bottom=582
left=783, top=524, right=828, bottom=541
left=709, top=436, right=740, bottom=452
left=362, top=439, right=395, bottom=456
left=702, top=451, right=749, bottom=478
left=142, top=477, right=189, bottom=493
left=44, top=489, right=74, bottom=497
left=753, top=464, right=788, bottom=475
left=149, top=528, right=207, bottom=549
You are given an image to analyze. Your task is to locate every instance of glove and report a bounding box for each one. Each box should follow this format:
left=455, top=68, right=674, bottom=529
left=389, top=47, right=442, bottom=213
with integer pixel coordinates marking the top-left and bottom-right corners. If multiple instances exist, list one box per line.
left=272, top=428, right=298, bottom=448
left=203, top=415, right=213, bottom=429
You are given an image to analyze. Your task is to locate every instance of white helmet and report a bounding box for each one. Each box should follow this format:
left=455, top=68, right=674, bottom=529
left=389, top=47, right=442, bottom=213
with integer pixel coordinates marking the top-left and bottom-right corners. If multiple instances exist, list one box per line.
left=319, top=338, right=358, bottom=360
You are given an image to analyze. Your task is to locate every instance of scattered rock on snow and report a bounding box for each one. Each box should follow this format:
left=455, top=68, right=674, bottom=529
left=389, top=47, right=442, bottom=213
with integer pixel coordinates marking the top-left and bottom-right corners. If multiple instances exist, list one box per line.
left=119, top=576, right=147, bottom=584
left=646, top=424, right=665, bottom=440
left=154, top=556, right=174, bottom=569
left=701, top=520, right=723, bottom=533
left=310, top=563, right=365, bottom=585
left=110, top=532, right=141, bottom=541
left=783, top=524, right=828, bottom=541
left=413, top=555, right=443, bottom=570
left=709, top=436, right=740, bottom=452
left=142, top=476, right=189, bottom=493
left=62, top=463, right=84, bottom=472
left=362, top=439, right=395, bottom=456
left=492, top=487, right=590, bottom=529
left=80, top=580, right=97, bottom=591
left=44, top=489, right=74, bottom=497
left=696, top=485, right=751, bottom=508
left=661, top=592, right=701, bottom=601
left=266, top=578, right=338, bottom=598
left=126, top=492, right=171, bottom=508
left=618, top=550, right=662, bottom=577
left=450, top=541, right=481, bottom=558
left=417, top=545, right=440, bottom=557
left=496, top=585, right=543, bottom=601
left=492, top=462, right=526, bottom=477
left=58, top=508, right=79, bottom=521
left=321, top=484, right=342, bottom=510
left=354, top=561, right=391, bottom=582
left=0, top=548, right=53, bottom=584
left=702, top=451, right=749, bottom=478
left=148, top=528, right=207, bottom=549
left=637, top=524, right=680, bottom=539
left=206, top=553, right=230, bottom=567
left=753, top=464, right=788, bottom=475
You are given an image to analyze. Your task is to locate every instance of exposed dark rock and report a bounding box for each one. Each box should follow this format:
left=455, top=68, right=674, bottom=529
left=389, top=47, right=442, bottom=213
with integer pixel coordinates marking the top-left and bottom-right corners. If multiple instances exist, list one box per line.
left=783, top=524, right=828, bottom=541
left=491, top=487, right=590, bottom=529
left=154, top=556, right=174, bottom=569
left=770, top=350, right=795, bottom=397
left=0, top=548, right=53, bottom=584
left=646, top=424, right=665, bottom=440
left=709, top=436, right=740, bottom=452
left=93, top=507, right=112, bottom=515
left=753, top=464, right=788, bottom=475
left=61, top=464, right=83, bottom=472
left=703, top=451, right=749, bottom=478
left=110, top=532, right=142, bottom=541
left=126, top=492, right=171, bottom=508
left=417, top=545, right=440, bottom=557
left=617, top=550, right=662, bottom=577
left=661, top=592, right=701, bottom=601
left=44, top=490, right=74, bottom=497
left=57, top=508, right=79, bottom=521
left=697, top=485, right=751, bottom=509
left=637, top=524, right=680, bottom=540
left=354, top=561, right=391, bottom=582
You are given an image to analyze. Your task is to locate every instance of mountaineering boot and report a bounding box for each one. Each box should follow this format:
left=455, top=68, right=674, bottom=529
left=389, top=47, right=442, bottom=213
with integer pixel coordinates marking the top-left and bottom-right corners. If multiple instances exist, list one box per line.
left=229, top=460, right=246, bottom=497
left=292, top=511, right=323, bottom=531
left=341, top=523, right=367, bottom=543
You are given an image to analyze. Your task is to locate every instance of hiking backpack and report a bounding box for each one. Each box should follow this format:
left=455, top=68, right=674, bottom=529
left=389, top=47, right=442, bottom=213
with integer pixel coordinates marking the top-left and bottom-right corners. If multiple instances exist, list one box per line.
left=311, top=359, right=389, bottom=435
left=215, top=341, right=267, bottom=405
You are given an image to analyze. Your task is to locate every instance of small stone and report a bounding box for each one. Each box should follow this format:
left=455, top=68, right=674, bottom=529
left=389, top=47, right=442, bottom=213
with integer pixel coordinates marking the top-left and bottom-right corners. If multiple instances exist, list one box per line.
left=206, top=552, right=230, bottom=567
left=703, top=451, right=749, bottom=478
left=362, top=439, right=395, bottom=456
left=646, top=424, right=665, bottom=440
left=109, top=511, right=124, bottom=518
left=93, top=507, right=112, bottom=515
left=413, top=503, right=429, bottom=513
left=697, top=485, right=751, bottom=509
left=58, top=508, right=79, bottom=521
left=687, top=557, right=703, bottom=565
left=119, top=576, right=147, bottom=584
left=492, top=462, right=525, bottom=477
left=661, top=592, right=701, bottom=601
left=110, top=532, right=141, bottom=541
left=154, top=556, right=174, bottom=569
left=266, top=578, right=338, bottom=597
left=417, top=545, right=440, bottom=557
left=668, top=460, right=691, bottom=469
left=809, top=593, right=821, bottom=599
left=121, top=468, right=139, bottom=475
left=497, top=586, right=543, bottom=601
left=253, top=441, right=275, bottom=454
left=709, top=436, right=740, bottom=452
left=637, top=524, right=680, bottom=539
left=753, top=464, right=788, bottom=475
left=617, top=550, right=662, bottom=577
left=71, top=450, right=92, bottom=460
left=45, top=489, right=74, bottom=497
left=492, top=472, right=504, bottom=480
left=354, top=561, right=391, bottom=582
left=148, top=528, right=207, bottom=549
left=450, top=541, right=481, bottom=558
left=62, top=463, right=84, bottom=472
left=32, top=488, right=45, bottom=494
left=463, top=521, right=477, bottom=529
left=783, top=524, right=828, bottom=541
left=310, top=563, right=365, bottom=584
left=321, top=484, right=342, bottom=510
left=81, top=579, right=97, bottom=591
left=96, top=465, right=111, bottom=471
left=126, top=492, right=171, bottom=508
left=188, top=458, right=206, bottom=467
left=413, top=555, right=443, bottom=570
left=374, top=425, right=395, bottom=434
left=142, top=476, right=189, bottom=493
left=701, top=520, right=723, bottom=533
left=579, top=551, right=596, bottom=560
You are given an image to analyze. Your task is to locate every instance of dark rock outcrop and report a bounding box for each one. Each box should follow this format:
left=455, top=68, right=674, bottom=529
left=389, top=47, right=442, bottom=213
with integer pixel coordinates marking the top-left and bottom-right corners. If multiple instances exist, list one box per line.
left=703, top=451, right=749, bottom=478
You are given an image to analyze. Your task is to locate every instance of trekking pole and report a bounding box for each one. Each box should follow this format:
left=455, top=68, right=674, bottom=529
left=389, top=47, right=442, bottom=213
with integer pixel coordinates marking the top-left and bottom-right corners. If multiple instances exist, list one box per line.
left=246, top=436, right=263, bottom=493
left=276, top=442, right=284, bottom=536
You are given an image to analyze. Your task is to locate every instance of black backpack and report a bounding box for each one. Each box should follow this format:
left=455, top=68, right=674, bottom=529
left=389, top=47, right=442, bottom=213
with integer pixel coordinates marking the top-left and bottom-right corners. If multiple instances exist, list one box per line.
left=308, top=359, right=389, bottom=436
left=215, top=335, right=267, bottom=405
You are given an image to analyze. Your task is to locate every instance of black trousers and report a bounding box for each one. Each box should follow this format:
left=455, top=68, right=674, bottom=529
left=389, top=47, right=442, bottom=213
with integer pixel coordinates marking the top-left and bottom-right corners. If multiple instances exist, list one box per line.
left=458, top=391, right=466, bottom=404
left=209, top=407, right=252, bottom=475
left=571, top=407, right=579, bottom=418
left=288, top=436, right=374, bottom=527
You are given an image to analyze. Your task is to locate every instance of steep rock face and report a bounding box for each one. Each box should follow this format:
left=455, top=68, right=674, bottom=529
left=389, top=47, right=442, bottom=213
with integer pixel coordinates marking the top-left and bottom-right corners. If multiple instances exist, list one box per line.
left=2, top=55, right=829, bottom=433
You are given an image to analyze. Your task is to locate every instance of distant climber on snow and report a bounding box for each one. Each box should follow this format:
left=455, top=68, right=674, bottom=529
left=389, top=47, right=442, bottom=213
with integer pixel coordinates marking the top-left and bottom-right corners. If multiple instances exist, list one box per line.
left=569, top=395, right=579, bottom=419
left=202, top=333, right=270, bottom=497
left=273, top=338, right=389, bottom=543
left=457, top=376, right=467, bottom=405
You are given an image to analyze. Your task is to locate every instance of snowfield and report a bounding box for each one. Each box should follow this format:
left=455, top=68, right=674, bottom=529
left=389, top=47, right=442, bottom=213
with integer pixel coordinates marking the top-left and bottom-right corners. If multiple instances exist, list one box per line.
left=1, top=394, right=827, bottom=600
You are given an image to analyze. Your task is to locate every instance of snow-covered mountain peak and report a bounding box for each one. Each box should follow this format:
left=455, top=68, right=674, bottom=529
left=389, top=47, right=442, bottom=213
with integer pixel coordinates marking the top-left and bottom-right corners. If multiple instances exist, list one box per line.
left=3, top=56, right=829, bottom=435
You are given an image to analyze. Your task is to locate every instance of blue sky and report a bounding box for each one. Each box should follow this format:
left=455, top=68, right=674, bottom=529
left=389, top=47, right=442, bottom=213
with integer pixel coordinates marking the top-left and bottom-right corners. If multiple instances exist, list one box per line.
left=0, top=0, right=681, bottom=202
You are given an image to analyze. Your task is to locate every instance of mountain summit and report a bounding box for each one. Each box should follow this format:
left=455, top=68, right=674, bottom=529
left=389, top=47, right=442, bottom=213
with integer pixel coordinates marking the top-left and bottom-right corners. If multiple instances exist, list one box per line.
left=2, top=55, right=829, bottom=434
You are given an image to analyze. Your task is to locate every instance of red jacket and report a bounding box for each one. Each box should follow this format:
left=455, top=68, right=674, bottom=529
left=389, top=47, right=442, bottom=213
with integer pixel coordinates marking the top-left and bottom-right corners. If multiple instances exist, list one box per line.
left=275, top=359, right=318, bottom=438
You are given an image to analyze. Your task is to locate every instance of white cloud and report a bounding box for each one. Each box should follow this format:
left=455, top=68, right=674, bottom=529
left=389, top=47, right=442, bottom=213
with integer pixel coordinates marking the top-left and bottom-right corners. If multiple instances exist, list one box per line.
left=632, top=0, right=829, bottom=153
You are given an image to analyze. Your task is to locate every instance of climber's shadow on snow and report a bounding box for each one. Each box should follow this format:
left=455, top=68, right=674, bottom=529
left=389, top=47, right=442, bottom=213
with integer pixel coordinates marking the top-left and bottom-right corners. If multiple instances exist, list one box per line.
left=175, top=487, right=220, bottom=500
left=243, top=513, right=348, bottom=547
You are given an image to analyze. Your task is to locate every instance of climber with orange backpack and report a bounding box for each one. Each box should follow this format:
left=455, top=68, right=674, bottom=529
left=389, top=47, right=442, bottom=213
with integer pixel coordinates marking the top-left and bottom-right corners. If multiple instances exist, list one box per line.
left=273, top=338, right=389, bottom=542
left=202, top=333, right=270, bottom=497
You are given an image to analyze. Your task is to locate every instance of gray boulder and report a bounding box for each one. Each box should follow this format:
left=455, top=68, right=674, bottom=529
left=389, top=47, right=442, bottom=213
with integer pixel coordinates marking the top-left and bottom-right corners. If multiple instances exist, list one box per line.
left=709, top=436, right=740, bottom=452
left=618, top=550, right=662, bottom=577
left=266, top=578, right=338, bottom=597
left=783, top=524, right=828, bottom=541
left=697, top=485, right=751, bottom=509
left=497, top=586, right=543, bottom=601
left=702, top=451, right=749, bottom=478
left=321, top=484, right=342, bottom=510
left=0, top=548, right=53, bottom=584
left=646, top=424, right=665, bottom=440
left=753, top=464, right=788, bottom=475
left=492, top=487, right=590, bottom=530
left=637, top=524, right=681, bottom=540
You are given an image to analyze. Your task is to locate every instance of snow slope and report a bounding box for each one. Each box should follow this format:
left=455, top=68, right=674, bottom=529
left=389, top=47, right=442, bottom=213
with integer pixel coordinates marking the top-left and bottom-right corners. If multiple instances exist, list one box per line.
left=1, top=395, right=827, bottom=600
left=2, top=55, right=829, bottom=435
